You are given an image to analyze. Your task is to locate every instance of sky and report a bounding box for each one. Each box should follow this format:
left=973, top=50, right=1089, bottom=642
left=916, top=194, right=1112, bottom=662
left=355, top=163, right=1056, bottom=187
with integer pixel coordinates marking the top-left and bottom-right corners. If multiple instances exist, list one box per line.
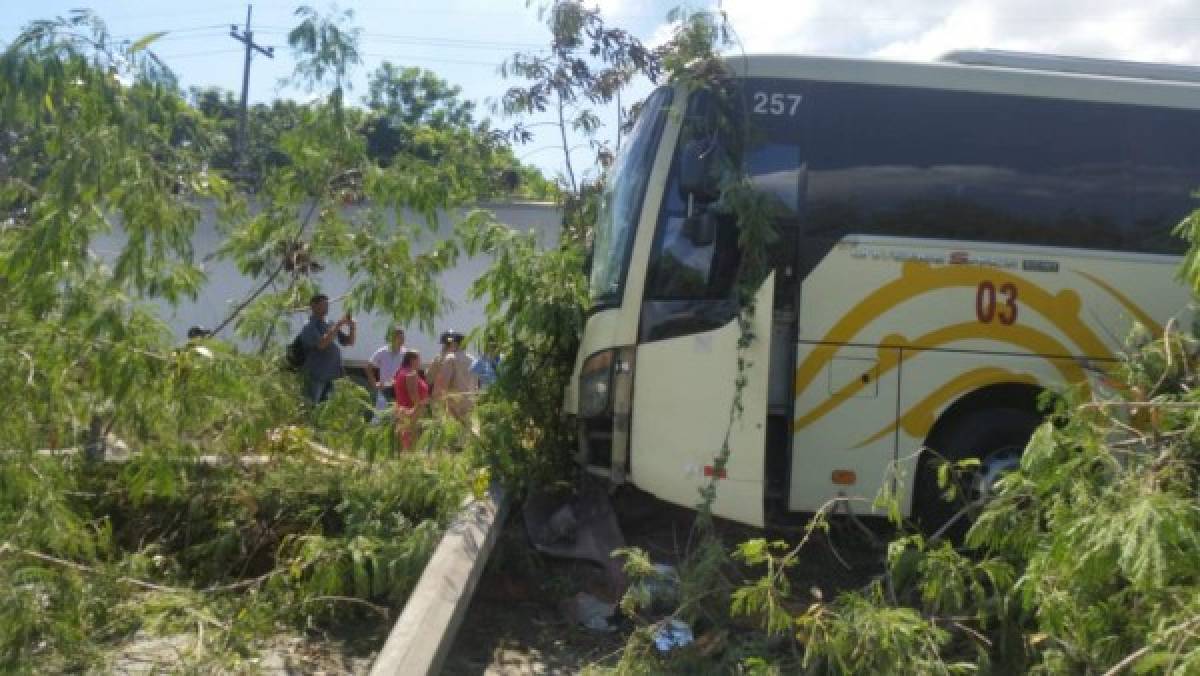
left=5, top=0, right=1200, bottom=181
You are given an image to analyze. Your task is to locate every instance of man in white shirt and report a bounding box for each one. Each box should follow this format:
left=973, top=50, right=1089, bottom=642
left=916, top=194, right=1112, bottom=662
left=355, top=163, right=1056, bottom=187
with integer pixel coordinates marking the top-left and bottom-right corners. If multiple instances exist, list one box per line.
left=367, top=326, right=406, bottom=405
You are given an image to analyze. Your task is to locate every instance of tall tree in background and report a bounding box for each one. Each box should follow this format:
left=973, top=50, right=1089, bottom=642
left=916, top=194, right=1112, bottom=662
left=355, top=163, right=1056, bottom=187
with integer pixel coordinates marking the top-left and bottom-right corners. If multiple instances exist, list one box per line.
left=500, top=1, right=659, bottom=193
left=362, top=62, right=475, bottom=163
left=499, top=0, right=660, bottom=244
left=361, top=62, right=553, bottom=197
left=286, top=4, right=361, bottom=96
left=188, top=86, right=304, bottom=181
left=186, top=63, right=553, bottom=197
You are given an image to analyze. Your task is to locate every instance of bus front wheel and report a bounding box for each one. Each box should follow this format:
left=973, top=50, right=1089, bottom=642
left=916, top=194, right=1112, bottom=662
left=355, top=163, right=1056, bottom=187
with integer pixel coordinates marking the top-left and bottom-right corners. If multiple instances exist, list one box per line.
left=915, top=408, right=1041, bottom=540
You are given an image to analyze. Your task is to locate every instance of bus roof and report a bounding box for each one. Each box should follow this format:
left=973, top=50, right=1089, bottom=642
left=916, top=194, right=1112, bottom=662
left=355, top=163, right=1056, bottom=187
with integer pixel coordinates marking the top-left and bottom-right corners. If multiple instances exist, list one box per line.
left=722, top=53, right=1200, bottom=110
left=940, top=49, right=1200, bottom=84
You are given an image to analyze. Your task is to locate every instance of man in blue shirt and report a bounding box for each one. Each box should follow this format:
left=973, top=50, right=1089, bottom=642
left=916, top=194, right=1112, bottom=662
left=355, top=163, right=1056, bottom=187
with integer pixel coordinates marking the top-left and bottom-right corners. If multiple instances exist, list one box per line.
left=470, top=348, right=500, bottom=389
left=300, top=293, right=356, bottom=404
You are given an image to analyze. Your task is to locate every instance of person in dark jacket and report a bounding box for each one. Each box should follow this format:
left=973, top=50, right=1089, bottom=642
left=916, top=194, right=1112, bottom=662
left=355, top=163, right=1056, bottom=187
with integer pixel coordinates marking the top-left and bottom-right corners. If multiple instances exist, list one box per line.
left=299, top=293, right=356, bottom=404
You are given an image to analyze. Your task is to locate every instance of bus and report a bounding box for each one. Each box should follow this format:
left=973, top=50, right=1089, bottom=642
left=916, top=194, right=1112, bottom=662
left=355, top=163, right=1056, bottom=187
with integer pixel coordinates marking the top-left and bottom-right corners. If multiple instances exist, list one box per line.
left=563, top=51, right=1200, bottom=528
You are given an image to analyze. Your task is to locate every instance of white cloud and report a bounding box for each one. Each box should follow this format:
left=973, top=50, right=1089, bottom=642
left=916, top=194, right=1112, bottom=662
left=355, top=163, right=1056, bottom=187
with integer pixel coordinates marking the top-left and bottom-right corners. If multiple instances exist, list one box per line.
left=591, top=0, right=630, bottom=18
left=646, top=20, right=678, bottom=49
left=702, top=0, right=1200, bottom=64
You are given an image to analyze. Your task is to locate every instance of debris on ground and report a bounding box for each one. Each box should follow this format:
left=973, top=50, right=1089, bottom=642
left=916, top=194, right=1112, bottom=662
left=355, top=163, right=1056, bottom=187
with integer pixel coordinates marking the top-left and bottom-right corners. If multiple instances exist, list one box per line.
left=642, top=563, right=680, bottom=609
left=560, top=591, right=618, bottom=632
left=652, top=619, right=694, bottom=653
left=524, top=475, right=628, bottom=596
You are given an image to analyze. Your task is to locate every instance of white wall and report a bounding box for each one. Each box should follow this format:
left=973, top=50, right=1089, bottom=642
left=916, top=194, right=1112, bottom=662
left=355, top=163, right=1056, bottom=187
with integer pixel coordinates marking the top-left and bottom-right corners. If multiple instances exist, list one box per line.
left=92, top=200, right=562, bottom=362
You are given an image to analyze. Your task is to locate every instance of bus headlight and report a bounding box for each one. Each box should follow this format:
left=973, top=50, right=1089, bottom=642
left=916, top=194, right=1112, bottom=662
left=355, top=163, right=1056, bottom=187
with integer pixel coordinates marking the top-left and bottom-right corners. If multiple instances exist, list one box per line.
left=578, top=349, right=615, bottom=418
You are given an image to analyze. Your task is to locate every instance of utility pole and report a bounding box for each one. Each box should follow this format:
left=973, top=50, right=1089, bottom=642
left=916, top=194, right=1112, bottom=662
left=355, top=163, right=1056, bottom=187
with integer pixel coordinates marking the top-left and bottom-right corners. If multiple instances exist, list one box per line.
left=230, top=4, right=274, bottom=178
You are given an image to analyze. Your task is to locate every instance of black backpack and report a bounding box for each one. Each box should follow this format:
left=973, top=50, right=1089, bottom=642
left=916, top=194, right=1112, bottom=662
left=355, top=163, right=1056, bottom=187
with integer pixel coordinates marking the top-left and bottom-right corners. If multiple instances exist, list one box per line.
left=286, top=334, right=306, bottom=370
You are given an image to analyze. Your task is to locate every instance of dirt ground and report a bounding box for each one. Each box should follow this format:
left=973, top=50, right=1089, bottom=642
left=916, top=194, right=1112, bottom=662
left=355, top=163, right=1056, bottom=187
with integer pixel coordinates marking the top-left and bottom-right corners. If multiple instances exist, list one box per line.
left=443, top=492, right=887, bottom=675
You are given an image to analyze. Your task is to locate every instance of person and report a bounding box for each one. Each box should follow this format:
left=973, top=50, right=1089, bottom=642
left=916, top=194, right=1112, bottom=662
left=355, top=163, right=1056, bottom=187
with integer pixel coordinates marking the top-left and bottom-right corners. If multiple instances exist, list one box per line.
left=299, top=293, right=356, bottom=404
left=426, top=335, right=445, bottom=396
left=393, top=349, right=429, bottom=450
left=186, top=325, right=212, bottom=340
left=367, top=325, right=406, bottom=406
left=470, top=343, right=500, bottom=390
left=431, top=329, right=476, bottom=421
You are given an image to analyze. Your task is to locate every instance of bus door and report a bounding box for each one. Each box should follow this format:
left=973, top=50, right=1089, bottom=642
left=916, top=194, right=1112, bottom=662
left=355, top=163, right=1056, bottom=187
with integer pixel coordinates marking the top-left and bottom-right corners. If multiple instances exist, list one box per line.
left=631, top=267, right=775, bottom=527
left=627, top=84, right=807, bottom=526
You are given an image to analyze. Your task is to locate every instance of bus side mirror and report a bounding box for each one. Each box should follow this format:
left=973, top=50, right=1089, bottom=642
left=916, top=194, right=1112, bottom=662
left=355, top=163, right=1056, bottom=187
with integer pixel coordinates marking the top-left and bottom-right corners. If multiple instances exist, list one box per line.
left=678, top=139, right=722, bottom=205
left=683, top=211, right=718, bottom=247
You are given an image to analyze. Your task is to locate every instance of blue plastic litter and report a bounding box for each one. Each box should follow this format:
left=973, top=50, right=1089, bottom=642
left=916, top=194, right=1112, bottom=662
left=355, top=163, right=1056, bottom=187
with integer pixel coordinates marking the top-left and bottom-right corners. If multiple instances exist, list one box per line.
left=653, top=618, right=694, bottom=652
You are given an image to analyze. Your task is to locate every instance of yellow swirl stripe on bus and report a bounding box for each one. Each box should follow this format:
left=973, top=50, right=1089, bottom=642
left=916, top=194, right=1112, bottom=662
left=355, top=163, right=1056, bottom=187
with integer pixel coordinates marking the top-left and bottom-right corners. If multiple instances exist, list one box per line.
left=851, top=367, right=1041, bottom=449
left=1073, top=269, right=1164, bottom=336
left=793, top=261, right=1112, bottom=399
left=792, top=321, right=1086, bottom=432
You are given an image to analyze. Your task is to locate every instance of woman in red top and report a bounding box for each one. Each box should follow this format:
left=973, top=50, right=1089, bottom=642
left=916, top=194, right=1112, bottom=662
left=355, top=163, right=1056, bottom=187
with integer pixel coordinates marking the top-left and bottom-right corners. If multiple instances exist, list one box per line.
left=393, top=350, right=430, bottom=450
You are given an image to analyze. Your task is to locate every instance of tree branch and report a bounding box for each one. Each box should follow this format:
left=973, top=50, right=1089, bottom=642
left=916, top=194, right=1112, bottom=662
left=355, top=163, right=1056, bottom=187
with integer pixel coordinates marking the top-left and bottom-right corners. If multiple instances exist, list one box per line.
left=2, top=542, right=185, bottom=594
left=302, top=595, right=390, bottom=618
left=208, top=190, right=324, bottom=338
left=2, top=541, right=284, bottom=595
left=1102, top=615, right=1200, bottom=676
left=1102, top=645, right=1152, bottom=676
left=557, top=94, right=577, bottom=194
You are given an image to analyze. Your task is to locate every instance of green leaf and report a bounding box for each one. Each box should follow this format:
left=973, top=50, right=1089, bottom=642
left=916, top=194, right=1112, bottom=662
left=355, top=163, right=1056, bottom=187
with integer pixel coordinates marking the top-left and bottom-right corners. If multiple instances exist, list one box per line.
left=129, top=31, right=168, bottom=54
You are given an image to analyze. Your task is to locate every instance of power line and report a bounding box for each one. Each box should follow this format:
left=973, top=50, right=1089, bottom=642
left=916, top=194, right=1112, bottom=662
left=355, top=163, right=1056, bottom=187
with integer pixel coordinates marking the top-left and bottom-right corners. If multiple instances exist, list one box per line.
left=357, top=31, right=542, bottom=50
left=360, top=38, right=542, bottom=52
left=6, top=18, right=548, bottom=52
left=155, top=48, right=244, bottom=60
left=111, top=24, right=229, bottom=39
left=118, top=31, right=233, bottom=45
left=359, top=52, right=501, bottom=68
left=253, top=26, right=543, bottom=51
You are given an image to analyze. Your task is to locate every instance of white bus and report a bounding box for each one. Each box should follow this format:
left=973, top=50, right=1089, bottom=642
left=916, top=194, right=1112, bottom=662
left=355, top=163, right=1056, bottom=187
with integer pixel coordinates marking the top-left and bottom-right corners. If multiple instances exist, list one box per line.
left=564, top=51, right=1200, bottom=528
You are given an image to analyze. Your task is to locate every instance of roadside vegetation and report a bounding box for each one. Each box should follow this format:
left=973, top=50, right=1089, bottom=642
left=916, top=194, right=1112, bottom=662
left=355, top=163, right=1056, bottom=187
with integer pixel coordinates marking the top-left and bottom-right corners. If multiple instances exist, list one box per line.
left=6, top=2, right=1200, bottom=674
left=0, top=7, right=498, bottom=671
left=601, top=322, right=1200, bottom=674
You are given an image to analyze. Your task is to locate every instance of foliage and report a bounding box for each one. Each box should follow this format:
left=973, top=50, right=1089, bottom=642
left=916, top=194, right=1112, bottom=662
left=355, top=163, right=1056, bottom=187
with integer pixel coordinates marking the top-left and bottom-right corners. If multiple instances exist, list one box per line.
left=1172, top=199, right=1200, bottom=298
left=365, top=63, right=475, bottom=128
left=0, top=436, right=470, bottom=670
left=610, top=322, right=1200, bottom=674
left=361, top=62, right=473, bottom=164
left=358, top=62, right=555, bottom=198
left=286, top=5, right=361, bottom=94
left=0, top=12, right=215, bottom=309
left=459, top=219, right=587, bottom=497
left=188, top=87, right=306, bottom=184
left=456, top=0, right=671, bottom=498
left=187, top=31, right=552, bottom=197
left=500, top=0, right=661, bottom=200
left=0, top=8, right=494, bottom=670
left=205, top=4, right=512, bottom=346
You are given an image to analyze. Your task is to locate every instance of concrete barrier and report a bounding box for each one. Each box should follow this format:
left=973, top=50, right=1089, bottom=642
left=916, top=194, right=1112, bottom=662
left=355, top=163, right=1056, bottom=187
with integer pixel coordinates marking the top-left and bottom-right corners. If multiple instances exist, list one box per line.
left=370, top=483, right=508, bottom=676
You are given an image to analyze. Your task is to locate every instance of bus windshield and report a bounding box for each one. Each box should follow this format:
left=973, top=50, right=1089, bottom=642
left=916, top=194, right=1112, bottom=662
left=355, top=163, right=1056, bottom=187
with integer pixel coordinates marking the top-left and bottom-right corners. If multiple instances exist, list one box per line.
left=589, top=87, right=673, bottom=307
